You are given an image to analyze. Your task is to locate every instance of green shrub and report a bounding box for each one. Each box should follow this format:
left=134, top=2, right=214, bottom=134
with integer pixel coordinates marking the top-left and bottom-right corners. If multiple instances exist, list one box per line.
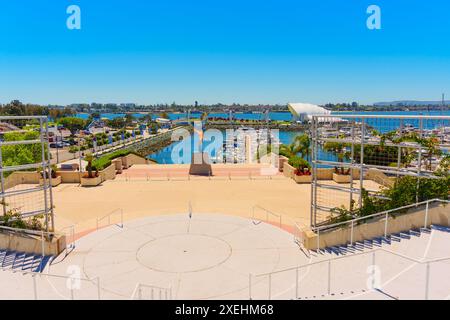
left=288, top=156, right=310, bottom=170
left=91, top=149, right=141, bottom=171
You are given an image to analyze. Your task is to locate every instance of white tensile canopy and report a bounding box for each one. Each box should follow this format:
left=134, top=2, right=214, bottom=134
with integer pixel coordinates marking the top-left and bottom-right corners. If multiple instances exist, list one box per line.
left=288, top=103, right=342, bottom=122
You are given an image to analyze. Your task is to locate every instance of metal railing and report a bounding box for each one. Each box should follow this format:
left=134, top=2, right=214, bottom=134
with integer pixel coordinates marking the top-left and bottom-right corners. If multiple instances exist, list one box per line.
left=131, top=283, right=172, bottom=300
left=59, top=225, right=76, bottom=253
left=252, top=205, right=283, bottom=228
left=96, top=208, right=124, bottom=231
left=249, top=248, right=450, bottom=300
left=313, top=198, right=449, bottom=250
left=0, top=225, right=61, bottom=257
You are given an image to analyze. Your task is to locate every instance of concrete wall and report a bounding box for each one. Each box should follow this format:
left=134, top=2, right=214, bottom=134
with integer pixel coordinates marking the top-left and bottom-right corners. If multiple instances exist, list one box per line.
left=58, top=171, right=81, bottom=183
left=0, top=231, right=66, bottom=256
left=304, top=203, right=450, bottom=250
left=4, top=172, right=40, bottom=190
left=365, top=168, right=395, bottom=187
left=99, top=164, right=116, bottom=181
left=283, top=162, right=296, bottom=178
left=122, top=153, right=149, bottom=169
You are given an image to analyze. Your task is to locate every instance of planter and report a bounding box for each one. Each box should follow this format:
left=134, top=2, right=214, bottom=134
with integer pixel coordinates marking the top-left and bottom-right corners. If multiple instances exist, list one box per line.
left=39, top=175, right=62, bottom=187
left=278, top=156, right=289, bottom=172
left=283, top=162, right=296, bottom=179
left=0, top=230, right=66, bottom=256
left=293, top=174, right=312, bottom=184
left=80, top=175, right=102, bottom=187
left=112, top=158, right=123, bottom=173
left=332, top=172, right=352, bottom=183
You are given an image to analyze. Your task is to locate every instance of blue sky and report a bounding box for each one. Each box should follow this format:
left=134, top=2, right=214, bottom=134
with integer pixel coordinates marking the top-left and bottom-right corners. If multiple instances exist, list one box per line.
left=1, top=0, right=449, bottom=105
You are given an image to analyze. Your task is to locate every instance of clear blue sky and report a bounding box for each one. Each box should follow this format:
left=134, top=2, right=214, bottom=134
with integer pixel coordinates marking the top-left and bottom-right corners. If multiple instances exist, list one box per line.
left=1, top=0, right=449, bottom=106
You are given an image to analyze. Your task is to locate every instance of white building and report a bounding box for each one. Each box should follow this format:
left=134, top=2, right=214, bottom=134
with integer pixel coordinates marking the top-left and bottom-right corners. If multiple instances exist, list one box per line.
left=287, top=103, right=331, bottom=122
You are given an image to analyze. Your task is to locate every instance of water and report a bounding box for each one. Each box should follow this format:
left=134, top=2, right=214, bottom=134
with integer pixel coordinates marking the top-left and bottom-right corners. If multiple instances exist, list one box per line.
left=75, top=112, right=293, bottom=121
left=74, top=110, right=449, bottom=164
left=148, top=130, right=339, bottom=164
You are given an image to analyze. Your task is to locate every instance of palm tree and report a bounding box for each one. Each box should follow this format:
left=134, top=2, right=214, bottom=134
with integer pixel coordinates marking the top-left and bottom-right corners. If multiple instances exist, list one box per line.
left=280, top=133, right=310, bottom=159
left=85, top=152, right=94, bottom=178
left=323, top=139, right=350, bottom=175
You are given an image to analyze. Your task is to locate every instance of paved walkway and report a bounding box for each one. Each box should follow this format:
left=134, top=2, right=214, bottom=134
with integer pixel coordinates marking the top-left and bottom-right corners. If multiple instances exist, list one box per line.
left=47, top=214, right=308, bottom=300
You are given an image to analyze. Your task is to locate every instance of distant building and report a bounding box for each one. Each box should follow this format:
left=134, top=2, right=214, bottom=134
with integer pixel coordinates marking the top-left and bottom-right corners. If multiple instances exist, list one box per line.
left=287, top=103, right=331, bottom=122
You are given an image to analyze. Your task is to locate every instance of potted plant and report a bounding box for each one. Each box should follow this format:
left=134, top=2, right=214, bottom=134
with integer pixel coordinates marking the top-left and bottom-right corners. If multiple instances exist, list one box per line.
left=39, top=164, right=61, bottom=187
left=289, top=156, right=312, bottom=183
left=81, top=152, right=102, bottom=186
left=323, top=140, right=352, bottom=183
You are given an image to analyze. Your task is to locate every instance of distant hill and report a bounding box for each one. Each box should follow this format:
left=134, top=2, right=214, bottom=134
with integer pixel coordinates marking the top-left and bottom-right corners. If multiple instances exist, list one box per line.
left=374, top=100, right=450, bottom=107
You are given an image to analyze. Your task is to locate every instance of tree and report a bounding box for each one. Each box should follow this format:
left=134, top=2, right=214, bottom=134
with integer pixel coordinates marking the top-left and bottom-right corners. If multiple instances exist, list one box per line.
left=58, top=117, right=86, bottom=134
left=84, top=153, right=95, bottom=178
left=125, top=114, right=134, bottom=126
left=323, top=138, right=351, bottom=174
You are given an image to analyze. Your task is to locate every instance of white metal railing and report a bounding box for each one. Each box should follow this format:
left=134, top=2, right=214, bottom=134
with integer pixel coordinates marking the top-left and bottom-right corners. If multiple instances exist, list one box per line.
left=59, top=225, right=76, bottom=253
left=130, top=283, right=172, bottom=300
left=252, top=205, right=282, bottom=228
left=249, top=248, right=450, bottom=300
left=0, top=225, right=62, bottom=257
left=96, top=208, right=124, bottom=231
left=314, top=198, right=450, bottom=250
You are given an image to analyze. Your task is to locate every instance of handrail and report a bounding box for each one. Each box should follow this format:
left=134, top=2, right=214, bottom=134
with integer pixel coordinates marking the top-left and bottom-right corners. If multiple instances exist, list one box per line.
left=315, top=198, right=449, bottom=232
left=59, top=225, right=76, bottom=251
left=96, top=208, right=124, bottom=231
left=131, top=283, right=172, bottom=300
left=252, top=205, right=282, bottom=228
left=0, top=225, right=58, bottom=237
left=252, top=247, right=450, bottom=278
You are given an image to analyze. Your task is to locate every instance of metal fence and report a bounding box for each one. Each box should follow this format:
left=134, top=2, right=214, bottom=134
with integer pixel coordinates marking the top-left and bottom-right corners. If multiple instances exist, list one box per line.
left=310, top=114, right=450, bottom=229
left=311, top=199, right=449, bottom=250
left=130, top=283, right=172, bottom=300
left=249, top=248, right=450, bottom=300
left=0, top=116, right=55, bottom=232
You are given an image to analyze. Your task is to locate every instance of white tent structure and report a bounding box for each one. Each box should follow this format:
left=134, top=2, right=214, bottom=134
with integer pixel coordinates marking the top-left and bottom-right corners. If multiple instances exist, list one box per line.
left=288, top=103, right=331, bottom=122
left=288, top=103, right=345, bottom=123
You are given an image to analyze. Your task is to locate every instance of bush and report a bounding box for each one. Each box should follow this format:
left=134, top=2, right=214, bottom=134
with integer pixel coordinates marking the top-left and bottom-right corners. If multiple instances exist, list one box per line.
left=69, top=146, right=79, bottom=153
left=91, top=149, right=140, bottom=171
left=288, top=156, right=311, bottom=175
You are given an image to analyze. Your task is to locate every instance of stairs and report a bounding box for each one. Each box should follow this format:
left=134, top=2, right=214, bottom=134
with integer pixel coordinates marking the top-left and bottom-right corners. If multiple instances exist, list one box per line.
left=311, top=226, right=448, bottom=257
left=0, top=249, right=53, bottom=273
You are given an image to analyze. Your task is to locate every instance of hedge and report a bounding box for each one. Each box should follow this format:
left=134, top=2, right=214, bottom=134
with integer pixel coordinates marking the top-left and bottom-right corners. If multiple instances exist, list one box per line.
left=92, top=149, right=141, bottom=171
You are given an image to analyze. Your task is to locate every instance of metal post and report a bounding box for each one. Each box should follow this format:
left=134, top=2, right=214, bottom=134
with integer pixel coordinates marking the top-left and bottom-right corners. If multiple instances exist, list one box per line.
left=371, top=251, right=376, bottom=289
left=40, top=118, right=50, bottom=233
left=268, top=273, right=272, bottom=300
left=384, top=212, right=388, bottom=238
left=249, top=274, right=252, bottom=300
left=416, top=118, right=424, bottom=204
left=33, top=275, right=38, bottom=300
left=349, top=120, right=355, bottom=209
left=359, top=119, right=365, bottom=210
left=327, top=259, right=331, bottom=295
left=41, top=230, right=45, bottom=257
left=350, top=221, right=354, bottom=246
left=424, top=201, right=429, bottom=228
left=97, top=277, right=101, bottom=300
left=45, top=120, right=56, bottom=231
left=0, top=139, right=6, bottom=216
left=425, top=262, right=430, bottom=300
left=317, top=229, right=320, bottom=252
left=311, top=117, right=318, bottom=228
left=397, top=119, right=403, bottom=176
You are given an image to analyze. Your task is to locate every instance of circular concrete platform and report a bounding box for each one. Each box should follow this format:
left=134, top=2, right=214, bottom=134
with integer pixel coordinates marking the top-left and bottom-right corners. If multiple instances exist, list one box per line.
left=48, top=214, right=308, bottom=300
left=136, top=234, right=232, bottom=273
